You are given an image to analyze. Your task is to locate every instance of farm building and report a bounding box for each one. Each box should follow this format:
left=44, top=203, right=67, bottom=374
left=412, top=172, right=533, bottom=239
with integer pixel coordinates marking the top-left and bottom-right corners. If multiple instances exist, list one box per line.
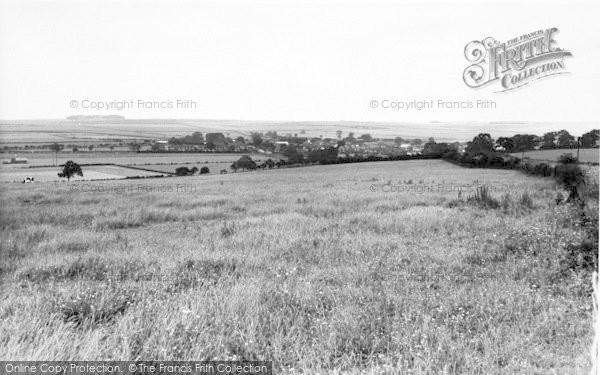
left=154, top=140, right=169, bottom=151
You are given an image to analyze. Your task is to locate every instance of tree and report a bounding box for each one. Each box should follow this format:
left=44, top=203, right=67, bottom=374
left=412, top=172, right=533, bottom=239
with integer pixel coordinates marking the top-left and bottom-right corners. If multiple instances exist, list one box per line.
left=512, top=134, right=537, bottom=159
left=72, top=147, right=78, bottom=152
left=580, top=129, right=599, bottom=148
left=540, top=132, right=558, bottom=149
left=175, top=166, right=198, bottom=176
left=188, top=132, right=204, bottom=144
left=557, top=130, right=575, bottom=149
left=428, top=137, right=435, bottom=144
left=50, top=143, right=62, bottom=166
left=206, top=133, right=226, bottom=144
left=109, top=145, right=115, bottom=151
left=128, top=143, right=141, bottom=152
left=235, top=136, right=245, bottom=144
left=283, top=145, right=304, bottom=164
left=88, top=145, right=94, bottom=152
left=58, top=160, right=83, bottom=181
left=495, top=137, right=514, bottom=152
left=423, top=142, right=450, bottom=157
left=394, top=137, right=404, bottom=145
left=359, top=134, right=373, bottom=142
left=200, top=167, right=210, bottom=174
left=411, top=139, right=423, bottom=146
left=336, top=130, right=342, bottom=139
left=232, top=155, right=257, bottom=171
left=347, top=132, right=355, bottom=140
left=250, top=132, right=263, bottom=146
left=466, top=133, right=495, bottom=154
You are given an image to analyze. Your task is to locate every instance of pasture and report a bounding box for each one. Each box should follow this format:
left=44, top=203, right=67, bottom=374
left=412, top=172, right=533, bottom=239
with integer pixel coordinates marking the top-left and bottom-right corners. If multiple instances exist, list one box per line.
left=0, top=152, right=275, bottom=168
left=0, top=160, right=595, bottom=374
left=0, top=152, right=279, bottom=182
left=0, top=165, right=163, bottom=183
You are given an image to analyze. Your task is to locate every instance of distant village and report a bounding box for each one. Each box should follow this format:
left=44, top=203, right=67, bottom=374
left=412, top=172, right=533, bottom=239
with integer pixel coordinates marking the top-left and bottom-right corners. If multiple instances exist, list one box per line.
left=150, top=131, right=461, bottom=158
left=2, top=128, right=598, bottom=165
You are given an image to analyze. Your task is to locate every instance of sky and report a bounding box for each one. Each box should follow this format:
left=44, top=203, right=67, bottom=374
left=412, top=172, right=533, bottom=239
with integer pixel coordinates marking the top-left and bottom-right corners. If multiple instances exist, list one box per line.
left=0, top=0, right=599, bottom=134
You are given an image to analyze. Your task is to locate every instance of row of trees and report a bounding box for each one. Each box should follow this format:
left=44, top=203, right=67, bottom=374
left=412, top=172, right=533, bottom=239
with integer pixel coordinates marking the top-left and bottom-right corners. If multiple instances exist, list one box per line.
left=494, top=129, right=599, bottom=153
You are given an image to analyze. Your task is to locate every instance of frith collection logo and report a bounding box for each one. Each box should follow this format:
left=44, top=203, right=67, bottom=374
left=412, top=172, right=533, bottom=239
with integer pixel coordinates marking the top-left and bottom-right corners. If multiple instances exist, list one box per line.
left=463, top=28, right=572, bottom=92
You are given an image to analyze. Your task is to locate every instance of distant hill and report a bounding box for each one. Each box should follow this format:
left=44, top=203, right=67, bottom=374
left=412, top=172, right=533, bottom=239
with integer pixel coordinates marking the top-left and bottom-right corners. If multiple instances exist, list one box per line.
left=0, top=119, right=598, bottom=145
left=66, top=115, right=125, bottom=121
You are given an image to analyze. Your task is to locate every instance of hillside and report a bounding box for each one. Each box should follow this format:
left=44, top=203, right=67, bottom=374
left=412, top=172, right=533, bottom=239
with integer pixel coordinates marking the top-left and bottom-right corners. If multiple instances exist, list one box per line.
left=0, top=160, right=594, bottom=373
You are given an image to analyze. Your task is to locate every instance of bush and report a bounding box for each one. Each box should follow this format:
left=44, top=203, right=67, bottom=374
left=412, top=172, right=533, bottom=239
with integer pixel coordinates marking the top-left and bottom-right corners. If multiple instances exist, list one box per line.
left=519, top=192, right=535, bottom=209
left=554, top=163, right=586, bottom=203
left=558, top=153, right=578, bottom=164
left=466, top=185, right=500, bottom=209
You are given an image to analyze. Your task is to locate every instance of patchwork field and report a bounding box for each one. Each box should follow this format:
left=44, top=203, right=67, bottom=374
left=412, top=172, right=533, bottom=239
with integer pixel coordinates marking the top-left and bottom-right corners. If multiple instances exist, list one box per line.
left=0, top=165, right=164, bottom=183
left=0, top=152, right=281, bottom=182
left=0, top=152, right=276, bottom=168
left=0, top=160, right=596, bottom=374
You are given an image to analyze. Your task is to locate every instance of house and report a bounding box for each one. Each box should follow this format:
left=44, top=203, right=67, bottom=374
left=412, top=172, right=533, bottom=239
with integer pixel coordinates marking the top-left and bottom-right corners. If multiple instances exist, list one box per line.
left=274, top=141, right=289, bottom=153
left=155, top=140, right=169, bottom=151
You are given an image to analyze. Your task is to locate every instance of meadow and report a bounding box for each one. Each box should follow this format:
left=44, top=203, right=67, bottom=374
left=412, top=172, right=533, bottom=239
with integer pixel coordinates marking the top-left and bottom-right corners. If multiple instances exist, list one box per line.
left=0, top=160, right=596, bottom=374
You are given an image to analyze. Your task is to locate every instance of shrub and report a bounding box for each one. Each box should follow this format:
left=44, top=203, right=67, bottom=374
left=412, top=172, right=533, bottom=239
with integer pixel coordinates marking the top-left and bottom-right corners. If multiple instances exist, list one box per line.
left=220, top=222, right=235, bottom=237
left=466, top=185, right=499, bottom=209
left=519, top=192, right=535, bottom=209
left=56, top=287, right=136, bottom=327
left=562, top=239, right=598, bottom=273
left=558, top=153, right=577, bottom=164
left=554, top=163, right=586, bottom=203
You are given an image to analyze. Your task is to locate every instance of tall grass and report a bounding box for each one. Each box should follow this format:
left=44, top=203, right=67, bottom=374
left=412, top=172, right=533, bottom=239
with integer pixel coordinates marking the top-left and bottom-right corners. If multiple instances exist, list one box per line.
left=0, top=160, right=595, bottom=373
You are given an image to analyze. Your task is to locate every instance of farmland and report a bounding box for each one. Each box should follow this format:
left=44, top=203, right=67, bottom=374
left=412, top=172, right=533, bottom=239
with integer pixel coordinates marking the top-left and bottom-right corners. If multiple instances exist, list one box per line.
left=0, top=152, right=277, bottom=168
left=0, top=165, right=162, bottom=183
left=2, top=119, right=594, bottom=146
left=0, top=152, right=281, bottom=182
left=0, top=160, right=595, bottom=374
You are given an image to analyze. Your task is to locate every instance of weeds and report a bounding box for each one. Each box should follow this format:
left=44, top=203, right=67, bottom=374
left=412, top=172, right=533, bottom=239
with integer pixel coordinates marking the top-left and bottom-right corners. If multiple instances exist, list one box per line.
left=55, top=287, right=136, bottom=328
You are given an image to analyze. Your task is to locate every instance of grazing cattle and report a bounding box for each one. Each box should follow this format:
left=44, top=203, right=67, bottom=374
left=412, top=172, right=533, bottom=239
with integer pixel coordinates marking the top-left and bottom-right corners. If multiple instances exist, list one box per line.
left=22, top=177, right=34, bottom=183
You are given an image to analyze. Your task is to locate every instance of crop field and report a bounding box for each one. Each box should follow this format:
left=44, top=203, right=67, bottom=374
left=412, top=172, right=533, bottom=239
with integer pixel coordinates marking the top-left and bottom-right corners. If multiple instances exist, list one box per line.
left=0, top=152, right=276, bottom=168
left=0, top=165, right=164, bottom=183
left=0, top=160, right=595, bottom=374
left=3, top=120, right=585, bottom=146
left=512, top=148, right=599, bottom=164
left=0, top=153, right=281, bottom=181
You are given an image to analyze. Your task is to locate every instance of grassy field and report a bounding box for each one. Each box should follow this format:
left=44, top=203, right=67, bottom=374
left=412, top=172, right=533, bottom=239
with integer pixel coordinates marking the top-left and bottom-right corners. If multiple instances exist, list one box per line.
left=512, top=148, right=599, bottom=164
left=0, top=160, right=596, bottom=374
left=0, top=152, right=277, bottom=168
